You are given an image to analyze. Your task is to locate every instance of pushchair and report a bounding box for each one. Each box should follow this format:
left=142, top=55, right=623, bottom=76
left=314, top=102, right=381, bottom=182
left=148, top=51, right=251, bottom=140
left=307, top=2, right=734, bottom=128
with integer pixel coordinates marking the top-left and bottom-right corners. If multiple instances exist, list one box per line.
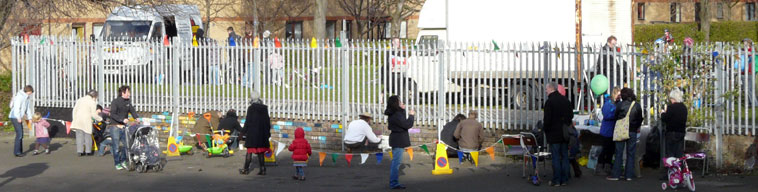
left=125, top=125, right=166, bottom=173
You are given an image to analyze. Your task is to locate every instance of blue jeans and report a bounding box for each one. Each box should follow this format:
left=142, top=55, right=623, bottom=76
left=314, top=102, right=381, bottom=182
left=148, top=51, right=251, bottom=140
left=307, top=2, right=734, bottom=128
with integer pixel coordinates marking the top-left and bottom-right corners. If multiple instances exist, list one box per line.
left=389, top=148, right=405, bottom=188
left=98, top=138, right=113, bottom=156
left=110, top=126, right=127, bottom=166
left=295, top=166, right=305, bottom=177
left=612, top=133, right=637, bottom=179
left=11, top=118, right=23, bottom=155
left=550, top=143, right=570, bottom=184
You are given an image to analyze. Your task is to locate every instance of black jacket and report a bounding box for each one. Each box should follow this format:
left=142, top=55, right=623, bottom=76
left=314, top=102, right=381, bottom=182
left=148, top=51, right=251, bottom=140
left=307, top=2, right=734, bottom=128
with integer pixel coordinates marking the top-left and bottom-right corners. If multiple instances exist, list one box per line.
left=385, top=109, right=414, bottom=148
left=441, top=120, right=460, bottom=149
left=594, top=45, right=629, bottom=83
left=218, top=111, right=242, bottom=133
left=241, top=103, right=271, bottom=148
left=662, top=103, right=688, bottom=133
left=109, top=97, right=139, bottom=126
left=616, top=100, right=644, bottom=133
left=543, top=92, right=574, bottom=144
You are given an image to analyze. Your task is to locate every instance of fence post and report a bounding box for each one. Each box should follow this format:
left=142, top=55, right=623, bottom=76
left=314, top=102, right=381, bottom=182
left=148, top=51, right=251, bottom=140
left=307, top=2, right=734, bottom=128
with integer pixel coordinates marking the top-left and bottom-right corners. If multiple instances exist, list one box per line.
left=170, top=40, right=180, bottom=138
left=340, top=37, right=349, bottom=152
left=97, top=39, right=105, bottom=105
left=254, top=40, right=262, bottom=95
left=437, top=41, right=446, bottom=141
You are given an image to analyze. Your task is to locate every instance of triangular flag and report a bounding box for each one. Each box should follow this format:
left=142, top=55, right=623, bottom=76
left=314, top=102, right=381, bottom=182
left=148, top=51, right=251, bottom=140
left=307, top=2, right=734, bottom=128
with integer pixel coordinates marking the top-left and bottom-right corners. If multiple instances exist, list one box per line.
left=276, top=141, right=286, bottom=156
left=486, top=146, right=495, bottom=161
left=331, top=153, right=338, bottom=164
left=345, top=154, right=353, bottom=166
left=253, top=37, right=260, bottom=48
left=44, top=111, right=50, bottom=119
left=360, top=153, right=369, bottom=164
left=319, top=152, right=327, bottom=166
left=376, top=153, right=383, bottom=164
left=492, top=40, right=500, bottom=51
left=310, top=37, right=317, bottom=48
left=498, top=139, right=503, bottom=144
left=335, top=37, right=342, bottom=48
left=420, top=144, right=430, bottom=155
left=23, top=34, right=29, bottom=44
left=457, top=151, right=464, bottom=164
left=229, top=36, right=237, bottom=46
left=163, top=35, right=170, bottom=46
left=65, top=121, right=72, bottom=134
left=471, top=151, right=480, bottom=167
left=39, top=37, right=46, bottom=45
left=406, top=148, right=414, bottom=161
left=274, top=37, right=282, bottom=48
left=192, top=35, right=198, bottom=47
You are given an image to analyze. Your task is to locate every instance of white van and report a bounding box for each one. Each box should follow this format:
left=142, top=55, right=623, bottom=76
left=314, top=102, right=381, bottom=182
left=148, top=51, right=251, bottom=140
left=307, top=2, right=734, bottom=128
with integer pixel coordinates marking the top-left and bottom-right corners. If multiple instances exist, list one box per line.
left=97, top=5, right=204, bottom=76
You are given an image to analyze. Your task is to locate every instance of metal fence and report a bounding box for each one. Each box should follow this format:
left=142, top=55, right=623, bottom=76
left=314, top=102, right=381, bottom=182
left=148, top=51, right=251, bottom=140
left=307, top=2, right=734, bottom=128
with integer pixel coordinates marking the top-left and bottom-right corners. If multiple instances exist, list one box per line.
left=10, top=36, right=757, bottom=135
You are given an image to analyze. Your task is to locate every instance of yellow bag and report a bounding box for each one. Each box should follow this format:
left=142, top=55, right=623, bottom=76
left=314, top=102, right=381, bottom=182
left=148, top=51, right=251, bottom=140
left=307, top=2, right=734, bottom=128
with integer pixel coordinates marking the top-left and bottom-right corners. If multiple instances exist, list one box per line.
left=613, top=101, right=635, bottom=141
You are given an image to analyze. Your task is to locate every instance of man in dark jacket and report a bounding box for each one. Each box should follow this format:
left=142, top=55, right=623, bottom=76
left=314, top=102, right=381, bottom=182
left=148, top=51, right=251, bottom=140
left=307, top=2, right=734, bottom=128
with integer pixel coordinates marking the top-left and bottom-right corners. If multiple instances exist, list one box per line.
left=543, top=82, right=574, bottom=186
left=218, top=109, right=242, bottom=151
left=108, top=85, right=139, bottom=170
left=441, top=114, right=466, bottom=157
left=594, top=36, right=629, bottom=91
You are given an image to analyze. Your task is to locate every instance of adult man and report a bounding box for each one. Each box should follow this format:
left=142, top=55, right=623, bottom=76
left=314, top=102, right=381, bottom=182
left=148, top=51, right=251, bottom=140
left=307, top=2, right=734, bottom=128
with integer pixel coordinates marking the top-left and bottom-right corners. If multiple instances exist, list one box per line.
left=344, top=112, right=382, bottom=153
left=595, top=36, right=628, bottom=91
left=543, top=82, right=574, bottom=186
left=454, top=110, right=484, bottom=152
left=9, top=85, right=34, bottom=157
left=109, top=85, right=139, bottom=170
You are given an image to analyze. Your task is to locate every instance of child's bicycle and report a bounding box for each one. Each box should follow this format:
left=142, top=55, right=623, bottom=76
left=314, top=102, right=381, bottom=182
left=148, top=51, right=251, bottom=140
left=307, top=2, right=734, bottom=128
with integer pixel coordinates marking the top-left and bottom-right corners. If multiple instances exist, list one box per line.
left=662, top=153, right=706, bottom=191
left=203, top=130, right=234, bottom=158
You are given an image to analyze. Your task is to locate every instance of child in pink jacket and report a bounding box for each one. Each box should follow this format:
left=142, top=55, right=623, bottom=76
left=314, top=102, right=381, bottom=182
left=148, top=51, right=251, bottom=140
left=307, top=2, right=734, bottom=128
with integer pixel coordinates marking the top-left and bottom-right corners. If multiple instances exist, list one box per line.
left=32, top=112, right=51, bottom=155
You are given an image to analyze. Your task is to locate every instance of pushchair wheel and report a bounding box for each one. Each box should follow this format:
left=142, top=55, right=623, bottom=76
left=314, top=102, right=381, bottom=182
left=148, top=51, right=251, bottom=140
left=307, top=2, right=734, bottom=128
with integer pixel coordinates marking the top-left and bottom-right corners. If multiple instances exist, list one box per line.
left=223, top=148, right=230, bottom=158
left=137, top=164, right=147, bottom=173
left=661, top=182, right=668, bottom=190
left=128, top=161, right=136, bottom=171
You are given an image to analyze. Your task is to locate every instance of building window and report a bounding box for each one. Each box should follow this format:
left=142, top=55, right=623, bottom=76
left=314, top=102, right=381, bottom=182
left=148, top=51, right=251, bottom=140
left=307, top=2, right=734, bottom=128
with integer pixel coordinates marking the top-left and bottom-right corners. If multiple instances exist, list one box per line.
left=342, top=20, right=352, bottom=39
left=326, top=20, right=336, bottom=39
left=285, top=21, right=302, bottom=39
left=717, top=3, right=724, bottom=19
left=748, top=3, right=757, bottom=21
left=400, top=21, right=407, bottom=39
left=637, top=3, right=645, bottom=20
left=695, top=3, right=701, bottom=22
left=670, top=3, right=681, bottom=23
left=93, top=23, right=104, bottom=40
left=71, top=23, right=85, bottom=40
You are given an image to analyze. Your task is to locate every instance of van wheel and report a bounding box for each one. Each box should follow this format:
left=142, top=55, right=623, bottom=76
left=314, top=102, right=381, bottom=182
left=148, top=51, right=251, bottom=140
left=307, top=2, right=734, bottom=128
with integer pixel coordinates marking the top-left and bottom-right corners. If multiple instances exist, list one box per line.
left=510, top=85, right=531, bottom=110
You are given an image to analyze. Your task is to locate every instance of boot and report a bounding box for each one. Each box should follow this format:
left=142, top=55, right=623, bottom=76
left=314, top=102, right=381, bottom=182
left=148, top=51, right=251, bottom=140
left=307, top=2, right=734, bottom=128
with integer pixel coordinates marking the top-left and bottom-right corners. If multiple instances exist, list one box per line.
left=239, top=169, right=250, bottom=175
left=257, top=154, right=266, bottom=175
left=570, top=159, right=582, bottom=178
left=78, top=153, right=85, bottom=157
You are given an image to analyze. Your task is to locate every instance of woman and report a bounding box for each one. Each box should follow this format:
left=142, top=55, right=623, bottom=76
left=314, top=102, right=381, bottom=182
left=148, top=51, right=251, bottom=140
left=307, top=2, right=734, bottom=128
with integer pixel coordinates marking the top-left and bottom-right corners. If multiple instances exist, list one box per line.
left=385, top=95, right=415, bottom=190
left=71, top=90, right=103, bottom=156
left=608, top=88, right=644, bottom=181
left=661, top=88, right=687, bottom=158
left=239, top=92, right=272, bottom=175
left=598, top=88, right=621, bottom=175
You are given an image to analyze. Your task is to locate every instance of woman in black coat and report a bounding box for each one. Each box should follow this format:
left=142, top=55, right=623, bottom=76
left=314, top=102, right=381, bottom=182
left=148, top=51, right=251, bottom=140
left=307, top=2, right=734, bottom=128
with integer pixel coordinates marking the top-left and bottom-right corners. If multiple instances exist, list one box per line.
left=239, top=93, right=272, bottom=175
left=385, top=95, right=415, bottom=189
left=609, top=88, right=644, bottom=181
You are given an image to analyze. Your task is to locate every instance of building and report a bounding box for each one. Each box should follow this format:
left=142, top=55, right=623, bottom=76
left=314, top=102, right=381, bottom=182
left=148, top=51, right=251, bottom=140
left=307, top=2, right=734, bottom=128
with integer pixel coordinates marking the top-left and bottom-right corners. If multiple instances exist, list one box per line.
left=634, top=0, right=754, bottom=24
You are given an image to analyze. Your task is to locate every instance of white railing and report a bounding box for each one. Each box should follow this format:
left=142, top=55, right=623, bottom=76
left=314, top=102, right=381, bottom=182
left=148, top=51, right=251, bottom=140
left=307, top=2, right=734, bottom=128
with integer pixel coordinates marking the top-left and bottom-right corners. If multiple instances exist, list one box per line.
left=10, top=36, right=757, bottom=135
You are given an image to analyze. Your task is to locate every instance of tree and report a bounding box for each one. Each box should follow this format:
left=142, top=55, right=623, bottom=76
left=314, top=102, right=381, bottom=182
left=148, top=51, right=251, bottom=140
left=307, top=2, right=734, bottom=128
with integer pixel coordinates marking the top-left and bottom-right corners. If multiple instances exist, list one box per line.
left=238, top=0, right=312, bottom=38
left=700, top=0, right=711, bottom=42
left=190, top=0, right=239, bottom=37
left=338, top=0, right=387, bottom=39
left=386, top=0, right=423, bottom=38
left=724, top=0, right=740, bottom=21
left=313, top=0, right=327, bottom=39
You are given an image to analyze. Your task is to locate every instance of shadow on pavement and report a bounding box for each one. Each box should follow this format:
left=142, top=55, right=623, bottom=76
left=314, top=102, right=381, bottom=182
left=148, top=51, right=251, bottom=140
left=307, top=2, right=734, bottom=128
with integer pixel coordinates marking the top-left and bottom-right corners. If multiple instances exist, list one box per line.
left=0, top=163, right=48, bottom=188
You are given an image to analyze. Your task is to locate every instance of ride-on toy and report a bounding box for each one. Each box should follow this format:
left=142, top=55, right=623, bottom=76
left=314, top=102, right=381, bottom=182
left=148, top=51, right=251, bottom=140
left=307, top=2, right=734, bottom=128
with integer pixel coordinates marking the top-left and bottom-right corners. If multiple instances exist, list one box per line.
left=203, top=130, right=233, bottom=158
left=662, top=153, right=706, bottom=191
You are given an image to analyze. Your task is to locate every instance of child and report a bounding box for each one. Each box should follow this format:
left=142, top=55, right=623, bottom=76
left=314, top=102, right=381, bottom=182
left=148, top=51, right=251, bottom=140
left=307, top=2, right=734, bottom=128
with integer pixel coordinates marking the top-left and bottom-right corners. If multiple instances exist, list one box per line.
left=32, top=112, right=51, bottom=155
left=288, top=127, right=311, bottom=181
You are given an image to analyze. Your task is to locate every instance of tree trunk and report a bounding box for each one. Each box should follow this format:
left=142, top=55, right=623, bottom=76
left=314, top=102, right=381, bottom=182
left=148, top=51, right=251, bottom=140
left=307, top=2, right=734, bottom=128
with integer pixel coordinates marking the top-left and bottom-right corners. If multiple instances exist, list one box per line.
left=702, top=0, right=711, bottom=42
left=204, top=0, right=211, bottom=37
left=313, top=0, right=327, bottom=39
left=390, top=0, right=405, bottom=38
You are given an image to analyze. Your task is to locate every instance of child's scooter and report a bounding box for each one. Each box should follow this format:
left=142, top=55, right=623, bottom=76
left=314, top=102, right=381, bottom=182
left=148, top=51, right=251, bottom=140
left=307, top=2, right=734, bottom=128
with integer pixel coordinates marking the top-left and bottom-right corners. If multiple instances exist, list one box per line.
left=662, top=153, right=705, bottom=191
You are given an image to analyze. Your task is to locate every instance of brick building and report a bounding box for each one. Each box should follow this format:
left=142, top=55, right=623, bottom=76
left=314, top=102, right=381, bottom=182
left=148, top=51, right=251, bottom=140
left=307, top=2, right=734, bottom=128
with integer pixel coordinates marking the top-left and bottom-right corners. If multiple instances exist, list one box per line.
left=634, top=0, right=755, bottom=24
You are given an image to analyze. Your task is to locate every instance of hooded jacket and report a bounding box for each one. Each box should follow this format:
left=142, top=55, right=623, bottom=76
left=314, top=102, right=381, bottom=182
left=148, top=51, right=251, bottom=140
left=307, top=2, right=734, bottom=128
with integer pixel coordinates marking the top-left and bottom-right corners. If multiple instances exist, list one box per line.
left=600, top=97, right=618, bottom=138
left=109, top=97, right=139, bottom=126
left=288, top=128, right=312, bottom=161
left=218, top=110, right=242, bottom=133
left=242, top=103, right=271, bottom=148
left=9, top=91, right=33, bottom=120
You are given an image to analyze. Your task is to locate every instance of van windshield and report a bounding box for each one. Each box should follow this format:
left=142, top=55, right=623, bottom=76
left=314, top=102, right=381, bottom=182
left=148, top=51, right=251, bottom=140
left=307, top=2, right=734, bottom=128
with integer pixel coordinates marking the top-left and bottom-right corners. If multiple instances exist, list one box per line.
left=101, top=20, right=152, bottom=41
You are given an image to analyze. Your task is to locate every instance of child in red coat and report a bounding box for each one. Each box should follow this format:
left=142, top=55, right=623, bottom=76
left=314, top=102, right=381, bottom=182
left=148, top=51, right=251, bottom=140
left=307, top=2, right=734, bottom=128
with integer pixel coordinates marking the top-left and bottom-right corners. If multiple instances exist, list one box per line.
left=288, top=127, right=312, bottom=181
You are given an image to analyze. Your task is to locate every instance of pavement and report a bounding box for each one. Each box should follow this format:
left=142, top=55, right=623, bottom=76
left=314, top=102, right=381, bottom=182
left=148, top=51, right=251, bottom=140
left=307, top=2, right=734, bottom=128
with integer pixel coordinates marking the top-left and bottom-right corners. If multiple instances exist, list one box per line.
left=0, top=135, right=756, bottom=192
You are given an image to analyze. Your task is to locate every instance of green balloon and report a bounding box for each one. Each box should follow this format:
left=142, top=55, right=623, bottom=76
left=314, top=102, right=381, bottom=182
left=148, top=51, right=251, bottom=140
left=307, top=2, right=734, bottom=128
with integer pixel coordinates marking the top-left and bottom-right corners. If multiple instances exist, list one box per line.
left=590, top=75, right=609, bottom=96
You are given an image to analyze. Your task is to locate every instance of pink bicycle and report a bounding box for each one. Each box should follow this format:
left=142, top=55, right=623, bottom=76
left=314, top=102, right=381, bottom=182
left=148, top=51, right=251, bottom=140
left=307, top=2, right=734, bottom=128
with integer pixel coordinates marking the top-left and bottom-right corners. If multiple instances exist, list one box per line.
left=662, top=153, right=706, bottom=191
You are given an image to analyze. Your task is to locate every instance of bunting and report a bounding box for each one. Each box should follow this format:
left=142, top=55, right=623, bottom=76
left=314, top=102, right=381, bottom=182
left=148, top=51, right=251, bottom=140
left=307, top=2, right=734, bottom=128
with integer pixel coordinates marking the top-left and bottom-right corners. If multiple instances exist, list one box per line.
left=345, top=154, right=353, bottom=166
left=420, top=144, right=430, bottom=155
left=310, top=37, right=317, bottom=48
left=276, top=142, right=286, bottom=156
left=471, top=151, right=480, bottom=167
left=406, top=148, right=414, bottom=161
left=376, top=153, right=383, bottom=164
left=274, top=37, right=282, bottom=48
left=457, top=151, right=464, bottom=164
left=360, top=153, right=369, bottom=164
left=486, top=146, right=495, bottom=161
left=331, top=153, right=338, bottom=164
left=163, top=35, right=170, bottom=46
left=319, top=152, right=327, bottom=166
